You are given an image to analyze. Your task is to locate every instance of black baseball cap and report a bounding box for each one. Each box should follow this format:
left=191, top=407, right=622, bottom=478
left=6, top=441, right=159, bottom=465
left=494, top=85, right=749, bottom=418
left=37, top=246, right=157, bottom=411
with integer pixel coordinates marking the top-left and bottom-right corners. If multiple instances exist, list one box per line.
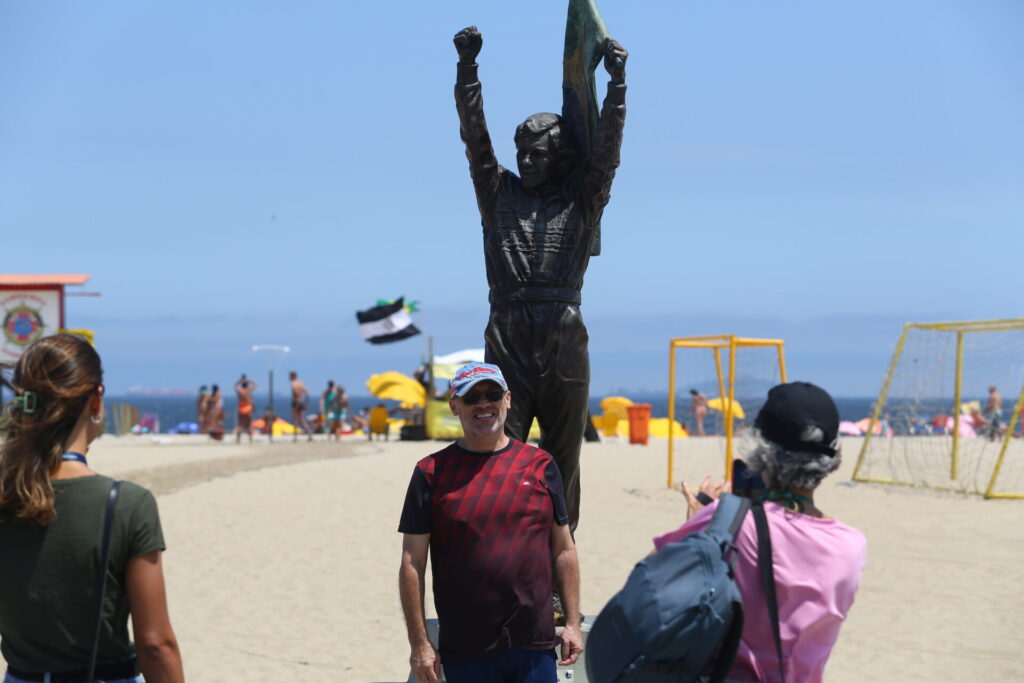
left=754, top=382, right=839, bottom=456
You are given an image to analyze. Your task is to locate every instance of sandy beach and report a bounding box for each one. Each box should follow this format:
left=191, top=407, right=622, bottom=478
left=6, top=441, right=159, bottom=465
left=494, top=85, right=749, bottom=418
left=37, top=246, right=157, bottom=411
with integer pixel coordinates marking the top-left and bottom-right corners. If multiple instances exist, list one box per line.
left=9, top=433, right=1024, bottom=681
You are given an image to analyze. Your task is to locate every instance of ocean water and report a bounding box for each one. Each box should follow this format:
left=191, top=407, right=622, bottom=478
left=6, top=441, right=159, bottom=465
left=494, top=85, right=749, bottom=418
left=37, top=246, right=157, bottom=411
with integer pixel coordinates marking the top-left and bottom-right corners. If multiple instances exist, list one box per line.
left=106, top=392, right=883, bottom=434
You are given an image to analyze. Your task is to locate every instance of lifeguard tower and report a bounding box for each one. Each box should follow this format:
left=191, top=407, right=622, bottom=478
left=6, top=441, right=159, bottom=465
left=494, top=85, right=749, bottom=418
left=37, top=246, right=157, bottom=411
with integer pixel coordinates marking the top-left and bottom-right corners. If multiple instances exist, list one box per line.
left=0, top=273, right=94, bottom=362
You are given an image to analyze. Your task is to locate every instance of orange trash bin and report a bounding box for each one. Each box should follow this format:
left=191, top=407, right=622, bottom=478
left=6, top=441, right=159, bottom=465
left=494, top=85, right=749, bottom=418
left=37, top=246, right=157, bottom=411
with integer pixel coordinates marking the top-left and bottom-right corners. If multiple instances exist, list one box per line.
left=626, top=404, right=652, bottom=445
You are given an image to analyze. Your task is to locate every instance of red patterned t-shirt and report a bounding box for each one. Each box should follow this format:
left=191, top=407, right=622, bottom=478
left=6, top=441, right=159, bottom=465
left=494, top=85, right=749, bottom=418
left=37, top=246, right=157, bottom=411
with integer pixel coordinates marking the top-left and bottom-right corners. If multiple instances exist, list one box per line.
left=399, top=439, right=569, bottom=662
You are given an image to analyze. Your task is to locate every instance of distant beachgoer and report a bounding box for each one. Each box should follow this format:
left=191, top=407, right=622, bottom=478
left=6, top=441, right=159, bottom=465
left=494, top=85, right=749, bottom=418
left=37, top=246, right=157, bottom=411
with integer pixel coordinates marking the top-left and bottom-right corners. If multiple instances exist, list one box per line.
left=197, top=385, right=209, bottom=433
left=879, top=412, right=893, bottom=437
left=352, top=406, right=370, bottom=435
left=321, top=380, right=341, bottom=441
left=207, top=384, right=225, bottom=439
left=235, top=375, right=258, bottom=444
left=690, top=389, right=708, bottom=436
left=659, top=382, right=867, bottom=682
left=399, top=362, right=582, bottom=683
left=289, top=371, right=313, bottom=442
left=0, top=334, right=184, bottom=683
left=336, top=385, right=351, bottom=432
left=260, top=408, right=277, bottom=438
left=985, top=385, right=1004, bottom=440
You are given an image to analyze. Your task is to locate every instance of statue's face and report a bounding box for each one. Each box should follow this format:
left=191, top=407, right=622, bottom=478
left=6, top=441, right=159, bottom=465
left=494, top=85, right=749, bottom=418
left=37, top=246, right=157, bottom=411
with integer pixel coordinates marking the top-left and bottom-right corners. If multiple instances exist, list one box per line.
left=516, top=132, right=556, bottom=189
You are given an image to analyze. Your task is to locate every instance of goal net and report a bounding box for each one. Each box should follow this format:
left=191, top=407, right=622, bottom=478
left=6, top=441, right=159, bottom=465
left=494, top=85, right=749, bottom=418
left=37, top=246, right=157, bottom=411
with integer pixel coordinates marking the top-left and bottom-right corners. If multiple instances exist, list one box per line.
left=852, top=319, right=1024, bottom=498
left=668, top=336, right=786, bottom=487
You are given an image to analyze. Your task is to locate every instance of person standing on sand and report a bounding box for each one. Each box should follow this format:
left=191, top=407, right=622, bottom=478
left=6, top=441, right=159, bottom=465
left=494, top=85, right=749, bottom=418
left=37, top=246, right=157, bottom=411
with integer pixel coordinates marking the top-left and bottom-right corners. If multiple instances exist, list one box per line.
left=399, top=362, right=583, bottom=683
left=321, top=380, right=340, bottom=441
left=336, top=385, right=351, bottom=433
left=0, top=334, right=184, bottom=683
left=658, top=382, right=867, bottom=682
left=690, top=388, right=708, bottom=436
left=196, top=385, right=209, bottom=433
left=235, top=375, right=257, bottom=444
left=985, top=385, right=1003, bottom=439
left=289, top=371, right=313, bottom=442
left=207, top=384, right=224, bottom=437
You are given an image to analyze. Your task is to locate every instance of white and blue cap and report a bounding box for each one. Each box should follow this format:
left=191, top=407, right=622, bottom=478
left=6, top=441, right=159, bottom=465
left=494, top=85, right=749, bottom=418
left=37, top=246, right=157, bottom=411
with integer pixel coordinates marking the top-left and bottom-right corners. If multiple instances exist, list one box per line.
left=450, top=362, right=509, bottom=397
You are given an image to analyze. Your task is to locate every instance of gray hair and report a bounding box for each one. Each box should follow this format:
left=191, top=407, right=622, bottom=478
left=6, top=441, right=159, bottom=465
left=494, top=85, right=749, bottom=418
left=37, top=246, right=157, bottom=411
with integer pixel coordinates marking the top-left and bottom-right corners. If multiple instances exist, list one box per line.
left=741, top=427, right=841, bottom=491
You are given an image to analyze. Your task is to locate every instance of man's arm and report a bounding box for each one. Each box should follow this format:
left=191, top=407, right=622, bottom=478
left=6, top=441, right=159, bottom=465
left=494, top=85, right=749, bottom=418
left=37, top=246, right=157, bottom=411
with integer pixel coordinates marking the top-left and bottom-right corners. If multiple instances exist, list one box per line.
left=583, top=38, right=628, bottom=222
left=400, top=533, right=441, bottom=683
left=550, top=523, right=584, bottom=666
left=453, top=26, right=500, bottom=220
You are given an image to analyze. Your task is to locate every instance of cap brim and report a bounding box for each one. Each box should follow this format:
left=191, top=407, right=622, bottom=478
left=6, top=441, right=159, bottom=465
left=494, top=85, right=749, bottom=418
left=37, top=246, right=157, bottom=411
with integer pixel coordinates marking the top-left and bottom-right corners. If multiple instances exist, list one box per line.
left=453, top=377, right=508, bottom=397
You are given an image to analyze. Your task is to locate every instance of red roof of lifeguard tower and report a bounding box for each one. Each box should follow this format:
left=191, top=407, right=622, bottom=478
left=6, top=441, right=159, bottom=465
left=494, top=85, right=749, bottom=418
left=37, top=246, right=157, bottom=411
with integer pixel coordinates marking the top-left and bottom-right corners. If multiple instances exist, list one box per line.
left=0, top=274, right=90, bottom=286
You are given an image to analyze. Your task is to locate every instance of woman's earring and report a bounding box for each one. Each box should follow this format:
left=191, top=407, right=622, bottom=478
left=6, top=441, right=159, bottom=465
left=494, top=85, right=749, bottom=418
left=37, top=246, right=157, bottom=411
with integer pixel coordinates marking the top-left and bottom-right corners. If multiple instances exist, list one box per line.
left=90, top=414, right=103, bottom=424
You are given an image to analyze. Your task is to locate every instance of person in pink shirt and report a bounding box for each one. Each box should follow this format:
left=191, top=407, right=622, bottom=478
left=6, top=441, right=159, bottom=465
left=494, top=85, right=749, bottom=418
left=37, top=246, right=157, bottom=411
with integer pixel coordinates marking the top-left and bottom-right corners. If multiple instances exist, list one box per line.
left=654, top=382, right=867, bottom=683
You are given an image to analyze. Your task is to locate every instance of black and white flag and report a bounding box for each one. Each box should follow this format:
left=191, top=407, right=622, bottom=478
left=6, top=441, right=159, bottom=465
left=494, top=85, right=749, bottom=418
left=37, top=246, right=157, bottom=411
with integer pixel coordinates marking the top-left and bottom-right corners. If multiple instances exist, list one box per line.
left=356, top=297, right=421, bottom=344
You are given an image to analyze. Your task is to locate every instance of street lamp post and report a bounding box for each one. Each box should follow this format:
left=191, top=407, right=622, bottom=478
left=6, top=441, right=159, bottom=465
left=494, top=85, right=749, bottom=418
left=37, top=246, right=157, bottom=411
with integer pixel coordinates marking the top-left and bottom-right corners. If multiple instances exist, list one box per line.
left=252, top=345, right=290, bottom=442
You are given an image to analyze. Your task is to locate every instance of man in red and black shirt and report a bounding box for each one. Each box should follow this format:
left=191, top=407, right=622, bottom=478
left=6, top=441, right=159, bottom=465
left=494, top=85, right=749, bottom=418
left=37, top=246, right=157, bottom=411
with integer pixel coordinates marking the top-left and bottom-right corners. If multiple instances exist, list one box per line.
left=399, top=362, right=583, bottom=683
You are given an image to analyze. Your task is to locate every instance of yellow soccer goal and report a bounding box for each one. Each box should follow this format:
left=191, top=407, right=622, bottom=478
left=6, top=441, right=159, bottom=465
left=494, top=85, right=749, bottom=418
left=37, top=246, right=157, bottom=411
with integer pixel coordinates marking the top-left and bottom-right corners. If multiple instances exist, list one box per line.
left=667, top=335, right=787, bottom=488
left=852, top=319, right=1024, bottom=498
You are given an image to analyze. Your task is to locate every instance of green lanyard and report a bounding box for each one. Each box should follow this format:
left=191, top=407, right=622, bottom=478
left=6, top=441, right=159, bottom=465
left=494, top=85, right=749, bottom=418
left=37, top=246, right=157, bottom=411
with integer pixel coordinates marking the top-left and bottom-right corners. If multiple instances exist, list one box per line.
left=761, top=489, right=813, bottom=513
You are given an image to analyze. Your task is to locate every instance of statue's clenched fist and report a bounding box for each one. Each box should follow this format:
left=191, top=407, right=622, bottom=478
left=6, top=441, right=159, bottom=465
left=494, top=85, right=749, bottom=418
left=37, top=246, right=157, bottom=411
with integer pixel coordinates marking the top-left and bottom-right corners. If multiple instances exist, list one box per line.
left=454, top=26, right=483, bottom=64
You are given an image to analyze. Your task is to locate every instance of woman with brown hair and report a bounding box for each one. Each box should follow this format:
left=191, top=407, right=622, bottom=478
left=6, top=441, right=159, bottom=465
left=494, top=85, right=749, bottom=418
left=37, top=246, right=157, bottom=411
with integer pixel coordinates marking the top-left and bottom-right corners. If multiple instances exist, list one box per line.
left=0, top=334, right=184, bottom=683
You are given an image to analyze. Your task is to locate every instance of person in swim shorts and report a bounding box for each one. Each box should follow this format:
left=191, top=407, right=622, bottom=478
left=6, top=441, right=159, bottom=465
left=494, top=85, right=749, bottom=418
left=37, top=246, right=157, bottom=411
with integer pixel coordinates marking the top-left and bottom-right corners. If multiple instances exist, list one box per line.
left=235, top=375, right=258, bottom=444
left=290, top=371, right=313, bottom=442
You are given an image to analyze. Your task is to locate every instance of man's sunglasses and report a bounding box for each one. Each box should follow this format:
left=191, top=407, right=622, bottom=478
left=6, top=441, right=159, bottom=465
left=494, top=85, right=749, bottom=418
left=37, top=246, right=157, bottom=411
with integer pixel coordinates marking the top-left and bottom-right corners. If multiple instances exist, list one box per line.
left=460, top=389, right=506, bottom=405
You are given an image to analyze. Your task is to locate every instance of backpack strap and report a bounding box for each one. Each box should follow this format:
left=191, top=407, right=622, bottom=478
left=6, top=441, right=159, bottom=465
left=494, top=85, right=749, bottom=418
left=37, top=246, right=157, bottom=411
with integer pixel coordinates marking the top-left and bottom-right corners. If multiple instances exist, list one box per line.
left=705, top=493, right=751, bottom=542
left=88, top=480, right=121, bottom=683
left=752, top=500, right=785, bottom=682
left=703, top=493, right=751, bottom=683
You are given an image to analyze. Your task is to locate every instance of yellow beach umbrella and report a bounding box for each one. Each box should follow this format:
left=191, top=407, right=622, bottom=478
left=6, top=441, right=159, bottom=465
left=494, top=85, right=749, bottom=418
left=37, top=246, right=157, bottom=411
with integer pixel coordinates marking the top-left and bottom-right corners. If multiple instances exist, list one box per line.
left=648, top=418, right=688, bottom=439
left=707, top=397, right=746, bottom=420
left=959, top=400, right=981, bottom=416
left=599, top=395, right=634, bottom=419
left=366, top=371, right=427, bottom=409
left=252, top=417, right=298, bottom=436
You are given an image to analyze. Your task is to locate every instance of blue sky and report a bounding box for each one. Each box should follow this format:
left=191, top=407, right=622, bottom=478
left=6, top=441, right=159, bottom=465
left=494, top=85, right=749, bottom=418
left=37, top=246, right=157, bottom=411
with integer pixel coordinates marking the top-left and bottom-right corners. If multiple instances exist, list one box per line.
left=2, top=1, right=1021, bottom=397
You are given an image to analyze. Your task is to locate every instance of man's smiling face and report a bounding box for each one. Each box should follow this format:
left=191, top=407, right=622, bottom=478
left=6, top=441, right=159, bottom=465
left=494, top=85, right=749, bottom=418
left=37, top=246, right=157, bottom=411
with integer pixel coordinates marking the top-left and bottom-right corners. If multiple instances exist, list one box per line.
left=450, top=380, right=511, bottom=440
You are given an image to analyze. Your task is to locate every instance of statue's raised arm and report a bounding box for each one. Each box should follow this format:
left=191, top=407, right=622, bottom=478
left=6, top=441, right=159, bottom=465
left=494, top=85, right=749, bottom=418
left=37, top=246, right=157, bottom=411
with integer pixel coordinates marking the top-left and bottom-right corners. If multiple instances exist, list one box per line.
left=582, top=37, right=627, bottom=223
left=454, top=26, right=500, bottom=219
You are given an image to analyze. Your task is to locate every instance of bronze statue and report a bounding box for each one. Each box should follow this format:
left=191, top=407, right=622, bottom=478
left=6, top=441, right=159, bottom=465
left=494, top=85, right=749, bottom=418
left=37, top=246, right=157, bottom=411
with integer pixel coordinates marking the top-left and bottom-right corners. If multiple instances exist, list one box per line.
left=453, top=25, right=626, bottom=530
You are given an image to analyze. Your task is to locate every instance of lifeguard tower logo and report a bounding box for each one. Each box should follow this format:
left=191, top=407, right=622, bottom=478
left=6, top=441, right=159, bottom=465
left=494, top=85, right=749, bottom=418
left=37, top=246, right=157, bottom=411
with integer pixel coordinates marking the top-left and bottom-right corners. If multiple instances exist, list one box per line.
left=4, top=305, right=44, bottom=346
left=1, top=291, right=58, bottom=360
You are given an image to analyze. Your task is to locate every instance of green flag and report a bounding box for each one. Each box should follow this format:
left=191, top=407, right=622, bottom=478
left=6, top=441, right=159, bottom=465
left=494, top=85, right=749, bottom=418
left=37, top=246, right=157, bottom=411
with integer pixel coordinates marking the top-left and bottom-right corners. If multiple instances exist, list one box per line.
left=562, top=0, right=609, bottom=256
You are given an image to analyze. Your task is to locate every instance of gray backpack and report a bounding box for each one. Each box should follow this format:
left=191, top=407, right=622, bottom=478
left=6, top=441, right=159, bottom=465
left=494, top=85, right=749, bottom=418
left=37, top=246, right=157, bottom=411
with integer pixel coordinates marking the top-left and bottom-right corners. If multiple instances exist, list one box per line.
left=585, top=494, right=751, bottom=683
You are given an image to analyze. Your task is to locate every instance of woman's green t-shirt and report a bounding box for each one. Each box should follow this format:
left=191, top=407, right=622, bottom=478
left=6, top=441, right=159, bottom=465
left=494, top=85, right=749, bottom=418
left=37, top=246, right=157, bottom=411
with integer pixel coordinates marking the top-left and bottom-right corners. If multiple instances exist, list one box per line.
left=0, top=475, right=165, bottom=673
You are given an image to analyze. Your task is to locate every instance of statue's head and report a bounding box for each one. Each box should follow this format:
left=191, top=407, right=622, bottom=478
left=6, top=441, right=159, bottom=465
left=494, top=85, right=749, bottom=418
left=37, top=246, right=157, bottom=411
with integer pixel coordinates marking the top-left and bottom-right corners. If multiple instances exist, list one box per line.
left=515, top=113, right=578, bottom=191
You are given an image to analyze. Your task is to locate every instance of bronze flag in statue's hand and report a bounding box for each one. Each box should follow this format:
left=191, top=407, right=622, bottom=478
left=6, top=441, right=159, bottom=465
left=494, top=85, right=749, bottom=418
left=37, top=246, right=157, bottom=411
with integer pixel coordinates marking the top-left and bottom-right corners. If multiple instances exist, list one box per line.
left=563, top=0, right=609, bottom=256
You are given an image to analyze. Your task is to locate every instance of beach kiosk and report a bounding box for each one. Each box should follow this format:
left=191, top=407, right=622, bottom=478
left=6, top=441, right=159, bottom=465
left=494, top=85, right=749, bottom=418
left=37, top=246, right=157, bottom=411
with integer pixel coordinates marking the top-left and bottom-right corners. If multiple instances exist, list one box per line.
left=0, top=274, right=93, bottom=362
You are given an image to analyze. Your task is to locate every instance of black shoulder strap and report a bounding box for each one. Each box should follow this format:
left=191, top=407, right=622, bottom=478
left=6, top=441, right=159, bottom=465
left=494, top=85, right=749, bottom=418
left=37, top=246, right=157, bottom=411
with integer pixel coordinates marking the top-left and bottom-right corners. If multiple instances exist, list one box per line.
left=705, top=493, right=751, bottom=541
left=88, top=480, right=120, bottom=683
left=752, top=500, right=785, bottom=682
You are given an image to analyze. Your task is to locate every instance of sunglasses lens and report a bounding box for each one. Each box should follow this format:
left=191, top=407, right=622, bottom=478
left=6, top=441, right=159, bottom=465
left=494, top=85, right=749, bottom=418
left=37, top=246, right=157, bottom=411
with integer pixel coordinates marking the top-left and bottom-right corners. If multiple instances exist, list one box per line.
left=462, top=390, right=504, bottom=405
